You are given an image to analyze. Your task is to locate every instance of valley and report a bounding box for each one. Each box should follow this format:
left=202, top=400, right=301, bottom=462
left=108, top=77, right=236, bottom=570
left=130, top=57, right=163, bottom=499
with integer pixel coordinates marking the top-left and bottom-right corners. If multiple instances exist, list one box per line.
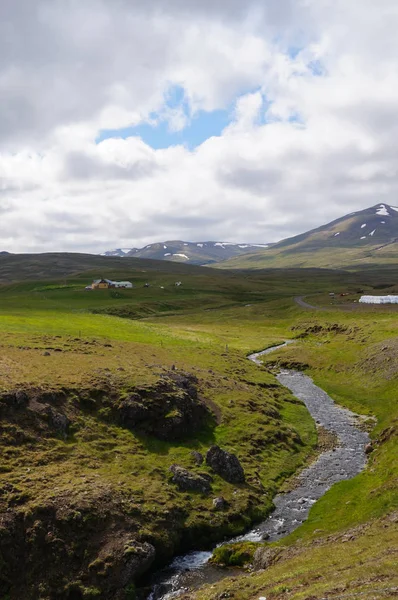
left=0, top=254, right=397, bottom=599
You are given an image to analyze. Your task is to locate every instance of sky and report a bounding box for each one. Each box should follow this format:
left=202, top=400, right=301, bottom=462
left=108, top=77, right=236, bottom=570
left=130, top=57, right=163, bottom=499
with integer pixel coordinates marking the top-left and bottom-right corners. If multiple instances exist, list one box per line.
left=1, top=0, right=398, bottom=253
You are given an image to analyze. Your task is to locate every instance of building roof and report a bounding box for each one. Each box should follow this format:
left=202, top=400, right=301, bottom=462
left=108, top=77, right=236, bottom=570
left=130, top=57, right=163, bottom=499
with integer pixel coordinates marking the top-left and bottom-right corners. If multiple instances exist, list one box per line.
left=93, top=278, right=113, bottom=284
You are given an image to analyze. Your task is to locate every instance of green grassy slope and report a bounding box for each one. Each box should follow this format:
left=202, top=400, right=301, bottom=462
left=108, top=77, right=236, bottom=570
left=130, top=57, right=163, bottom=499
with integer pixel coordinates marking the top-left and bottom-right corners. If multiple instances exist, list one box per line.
left=0, top=264, right=326, bottom=600
left=0, top=260, right=397, bottom=599
left=215, top=242, right=398, bottom=270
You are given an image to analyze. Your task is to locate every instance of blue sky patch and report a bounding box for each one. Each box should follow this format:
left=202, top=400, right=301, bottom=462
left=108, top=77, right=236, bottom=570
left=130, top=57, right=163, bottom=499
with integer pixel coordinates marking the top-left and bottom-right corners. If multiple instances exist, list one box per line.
left=96, top=83, right=233, bottom=149
left=96, top=107, right=231, bottom=150
left=308, top=59, right=326, bottom=76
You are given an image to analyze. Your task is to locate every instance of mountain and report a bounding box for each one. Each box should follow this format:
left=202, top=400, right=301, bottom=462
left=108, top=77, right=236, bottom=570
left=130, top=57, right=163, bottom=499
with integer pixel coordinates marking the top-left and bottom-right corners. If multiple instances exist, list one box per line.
left=217, top=203, right=398, bottom=270
left=102, top=240, right=269, bottom=265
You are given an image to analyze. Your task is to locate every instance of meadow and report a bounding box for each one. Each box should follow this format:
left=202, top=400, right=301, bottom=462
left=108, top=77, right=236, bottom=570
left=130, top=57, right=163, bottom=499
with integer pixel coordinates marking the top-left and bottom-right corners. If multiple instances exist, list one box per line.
left=0, top=258, right=397, bottom=599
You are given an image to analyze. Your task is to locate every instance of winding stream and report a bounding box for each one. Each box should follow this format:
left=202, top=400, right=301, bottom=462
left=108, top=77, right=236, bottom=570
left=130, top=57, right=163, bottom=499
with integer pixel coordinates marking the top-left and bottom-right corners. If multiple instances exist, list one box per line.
left=146, top=342, right=370, bottom=599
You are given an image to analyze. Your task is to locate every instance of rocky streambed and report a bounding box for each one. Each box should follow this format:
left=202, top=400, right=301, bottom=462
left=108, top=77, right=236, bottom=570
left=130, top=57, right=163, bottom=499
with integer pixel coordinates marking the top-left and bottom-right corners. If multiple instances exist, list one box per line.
left=145, top=342, right=370, bottom=599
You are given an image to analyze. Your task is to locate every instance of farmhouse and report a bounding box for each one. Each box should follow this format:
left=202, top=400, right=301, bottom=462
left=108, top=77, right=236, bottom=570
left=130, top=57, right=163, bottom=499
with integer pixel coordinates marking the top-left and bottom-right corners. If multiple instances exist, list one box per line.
left=91, top=279, right=133, bottom=289
left=359, top=295, right=398, bottom=304
left=92, top=279, right=113, bottom=289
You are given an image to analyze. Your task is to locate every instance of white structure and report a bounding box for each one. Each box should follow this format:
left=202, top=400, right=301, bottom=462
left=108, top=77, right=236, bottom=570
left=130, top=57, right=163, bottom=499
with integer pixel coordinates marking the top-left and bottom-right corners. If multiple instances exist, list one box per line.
left=113, top=281, right=133, bottom=288
left=359, top=295, right=398, bottom=304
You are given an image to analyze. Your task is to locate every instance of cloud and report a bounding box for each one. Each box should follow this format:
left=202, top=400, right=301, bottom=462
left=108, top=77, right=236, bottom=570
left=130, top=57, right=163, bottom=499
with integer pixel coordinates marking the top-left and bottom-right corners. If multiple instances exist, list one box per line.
left=1, top=0, right=398, bottom=252
left=63, top=151, right=160, bottom=181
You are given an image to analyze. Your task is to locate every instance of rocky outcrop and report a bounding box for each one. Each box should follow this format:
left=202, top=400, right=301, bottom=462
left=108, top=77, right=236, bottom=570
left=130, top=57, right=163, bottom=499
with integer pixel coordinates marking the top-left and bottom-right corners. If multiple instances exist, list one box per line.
left=0, top=372, right=211, bottom=444
left=88, top=537, right=156, bottom=593
left=169, top=465, right=213, bottom=493
left=118, top=372, right=211, bottom=441
left=206, top=445, right=245, bottom=484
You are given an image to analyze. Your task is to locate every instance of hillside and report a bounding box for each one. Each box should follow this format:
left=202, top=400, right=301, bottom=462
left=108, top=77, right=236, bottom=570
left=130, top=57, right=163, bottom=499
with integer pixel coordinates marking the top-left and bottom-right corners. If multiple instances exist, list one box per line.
left=217, top=203, right=398, bottom=269
left=0, top=251, right=227, bottom=284
left=102, top=240, right=269, bottom=265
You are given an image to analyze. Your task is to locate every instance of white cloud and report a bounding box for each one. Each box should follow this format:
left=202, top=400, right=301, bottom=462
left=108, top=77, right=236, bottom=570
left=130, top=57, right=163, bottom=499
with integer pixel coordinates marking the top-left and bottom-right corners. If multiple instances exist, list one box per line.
left=1, top=0, right=398, bottom=252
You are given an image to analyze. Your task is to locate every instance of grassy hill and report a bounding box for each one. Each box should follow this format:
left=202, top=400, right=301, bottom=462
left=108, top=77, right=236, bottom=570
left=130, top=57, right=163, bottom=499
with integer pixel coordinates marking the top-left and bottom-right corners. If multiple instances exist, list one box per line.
left=0, top=251, right=220, bottom=283
left=216, top=203, right=398, bottom=269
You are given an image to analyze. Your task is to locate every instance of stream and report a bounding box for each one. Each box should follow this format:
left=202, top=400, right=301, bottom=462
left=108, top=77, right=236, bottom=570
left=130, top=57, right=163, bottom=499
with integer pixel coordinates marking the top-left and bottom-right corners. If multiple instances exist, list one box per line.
left=146, top=342, right=370, bottom=599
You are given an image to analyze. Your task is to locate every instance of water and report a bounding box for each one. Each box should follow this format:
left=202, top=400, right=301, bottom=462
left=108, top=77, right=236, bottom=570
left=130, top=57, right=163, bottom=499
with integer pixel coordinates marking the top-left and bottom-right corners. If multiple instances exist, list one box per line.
left=146, top=342, right=369, bottom=599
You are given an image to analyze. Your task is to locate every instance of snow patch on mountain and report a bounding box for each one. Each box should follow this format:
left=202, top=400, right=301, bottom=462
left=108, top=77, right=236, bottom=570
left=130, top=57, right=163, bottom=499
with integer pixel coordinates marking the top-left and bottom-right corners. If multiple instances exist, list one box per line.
left=376, top=205, right=390, bottom=216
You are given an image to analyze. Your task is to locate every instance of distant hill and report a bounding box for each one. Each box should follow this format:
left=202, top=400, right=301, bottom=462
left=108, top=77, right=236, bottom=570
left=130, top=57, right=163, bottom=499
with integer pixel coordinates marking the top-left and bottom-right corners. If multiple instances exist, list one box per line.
left=217, top=203, right=398, bottom=269
left=0, top=252, right=221, bottom=283
left=102, top=241, right=269, bottom=265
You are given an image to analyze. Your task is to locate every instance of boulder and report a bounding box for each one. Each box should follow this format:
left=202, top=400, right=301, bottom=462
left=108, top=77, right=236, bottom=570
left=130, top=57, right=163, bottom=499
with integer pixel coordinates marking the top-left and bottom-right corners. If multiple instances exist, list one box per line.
left=191, top=451, right=204, bottom=465
left=212, top=496, right=227, bottom=511
left=169, top=465, right=213, bottom=493
left=119, top=541, right=156, bottom=586
left=253, top=547, right=279, bottom=570
left=206, top=445, right=245, bottom=484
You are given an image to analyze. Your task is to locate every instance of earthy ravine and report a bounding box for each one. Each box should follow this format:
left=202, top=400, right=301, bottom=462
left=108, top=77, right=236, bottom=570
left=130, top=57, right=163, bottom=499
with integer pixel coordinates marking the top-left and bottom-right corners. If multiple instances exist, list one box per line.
left=145, top=342, right=370, bottom=600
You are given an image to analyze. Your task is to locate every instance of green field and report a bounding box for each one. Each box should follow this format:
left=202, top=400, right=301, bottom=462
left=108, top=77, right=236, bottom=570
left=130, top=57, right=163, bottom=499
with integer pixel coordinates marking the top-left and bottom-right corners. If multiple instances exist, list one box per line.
left=0, top=256, right=397, bottom=599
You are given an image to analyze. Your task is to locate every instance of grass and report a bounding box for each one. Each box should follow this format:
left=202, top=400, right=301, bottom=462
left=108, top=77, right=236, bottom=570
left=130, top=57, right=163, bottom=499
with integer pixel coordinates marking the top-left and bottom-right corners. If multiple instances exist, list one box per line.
left=0, top=267, right=322, bottom=599
left=187, top=295, right=398, bottom=600
left=0, top=260, right=397, bottom=598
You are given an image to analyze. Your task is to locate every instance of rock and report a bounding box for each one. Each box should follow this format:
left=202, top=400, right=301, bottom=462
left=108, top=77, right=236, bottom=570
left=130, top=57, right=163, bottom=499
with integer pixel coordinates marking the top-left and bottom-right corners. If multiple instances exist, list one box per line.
left=253, top=547, right=278, bottom=570
left=119, top=541, right=156, bottom=585
left=47, top=408, right=70, bottom=438
left=92, top=537, right=156, bottom=590
left=43, top=351, right=51, bottom=356
left=206, top=445, right=245, bottom=484
left=212, top=496, right=227, bottom=510
left=191, top=451, right=204, bottom=465
left=119, top=373, right=210, bottom=441
left=365, top=442, right=374, bottom=454
left=14, top=390, right=29, bottom=408
left=169, top=465, right=213, bottom=493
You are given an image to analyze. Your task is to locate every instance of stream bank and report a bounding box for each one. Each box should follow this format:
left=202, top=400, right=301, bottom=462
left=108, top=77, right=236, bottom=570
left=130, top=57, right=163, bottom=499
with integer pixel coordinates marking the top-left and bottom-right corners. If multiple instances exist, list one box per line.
left=145, top=342, right=369, bottom=599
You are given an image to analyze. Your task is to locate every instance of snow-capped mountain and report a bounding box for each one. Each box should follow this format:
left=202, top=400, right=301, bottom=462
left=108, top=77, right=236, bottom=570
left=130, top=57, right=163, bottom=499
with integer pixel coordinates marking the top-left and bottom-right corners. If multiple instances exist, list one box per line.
left=101, top=241, right=269, bottom=265
left=219, top=203, right=398, bottom=269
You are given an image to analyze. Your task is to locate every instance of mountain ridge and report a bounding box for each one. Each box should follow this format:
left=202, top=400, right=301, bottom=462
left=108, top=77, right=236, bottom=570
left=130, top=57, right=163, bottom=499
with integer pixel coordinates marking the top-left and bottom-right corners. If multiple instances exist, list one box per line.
left=216, top=203, right=398, bottom=269
left=102, top=240, right=270, bottom=265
